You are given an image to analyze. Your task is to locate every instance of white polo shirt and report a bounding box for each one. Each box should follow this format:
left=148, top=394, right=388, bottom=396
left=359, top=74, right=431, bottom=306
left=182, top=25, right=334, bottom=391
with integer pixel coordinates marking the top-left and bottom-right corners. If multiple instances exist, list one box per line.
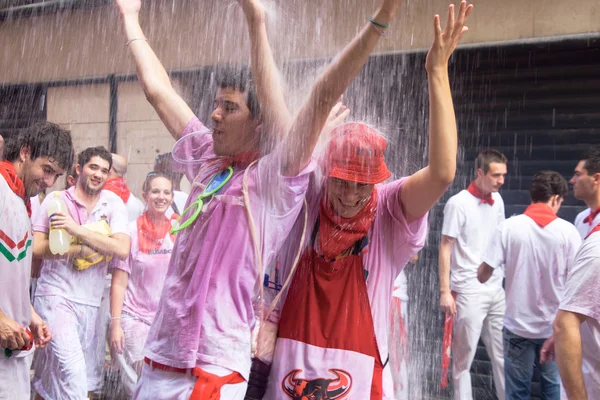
left=574, top=208, right=600, bottom=240
left=442, top=189, right=505, bottom=294
left=559, top=230, right=600, bottom=398
left=483, top=212, right=581, bottom=338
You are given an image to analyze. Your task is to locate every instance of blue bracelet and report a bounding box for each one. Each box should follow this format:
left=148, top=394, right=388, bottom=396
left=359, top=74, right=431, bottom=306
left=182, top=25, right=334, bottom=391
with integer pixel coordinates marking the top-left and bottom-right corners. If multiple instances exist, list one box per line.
left=369, top=17, right=390, bottom=29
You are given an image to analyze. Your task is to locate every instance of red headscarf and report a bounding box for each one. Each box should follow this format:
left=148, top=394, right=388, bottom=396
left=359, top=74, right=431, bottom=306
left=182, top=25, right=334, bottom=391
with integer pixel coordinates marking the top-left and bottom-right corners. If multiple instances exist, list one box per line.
left=0, top=161, right=31, bottom=217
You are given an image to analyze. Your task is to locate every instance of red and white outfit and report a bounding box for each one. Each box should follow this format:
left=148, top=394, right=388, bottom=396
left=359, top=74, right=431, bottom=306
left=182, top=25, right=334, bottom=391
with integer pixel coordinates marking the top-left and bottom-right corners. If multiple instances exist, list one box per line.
left=133, top=117, right=313, bottom=400
left=483, top=204, right=581, bottom=339
left=264, top=177, right=428, bottom=399
left=0, top=163, right=34, bottom=400
left=389, top=270, right=409, bottom=399
left=31, top=187, right=129, bottom=399
left=111, top=215, right=176, bottom=395
left=558, top=226, right=600, bottom=398
left=442, top=182, right=506, bottom=400
left=573, top=207, right=600, bottom=240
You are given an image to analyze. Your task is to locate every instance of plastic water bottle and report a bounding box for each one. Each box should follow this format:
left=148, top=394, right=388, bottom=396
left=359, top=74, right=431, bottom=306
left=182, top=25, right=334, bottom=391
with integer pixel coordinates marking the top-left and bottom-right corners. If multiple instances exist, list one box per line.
left=48, top=192, right=71, bottom=255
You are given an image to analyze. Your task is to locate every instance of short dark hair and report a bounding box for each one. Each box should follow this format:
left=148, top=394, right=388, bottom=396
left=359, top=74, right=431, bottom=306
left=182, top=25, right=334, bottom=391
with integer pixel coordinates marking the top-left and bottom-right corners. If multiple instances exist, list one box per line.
left=3, top=121, right=73, bottom=170
left=476, top=149, right=508, bottom=174
left=77, top=146, right=112, bottom=171
left=215, top=66, right=261, bottom=121
left=142, top=171, right=173, bottom=194
left=530, top=170, right=568, bottom=203
left=581, top=147, right=600, bottom=175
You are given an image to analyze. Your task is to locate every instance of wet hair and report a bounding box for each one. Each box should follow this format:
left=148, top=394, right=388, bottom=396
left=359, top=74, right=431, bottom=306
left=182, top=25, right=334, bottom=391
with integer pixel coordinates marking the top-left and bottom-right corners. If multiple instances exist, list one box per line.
left=215, top=66, right=261, bottom=121
left=476, top=149, right=508, bottom=174
left=64, top=161, right=78, bottom=188
left=3, top=121, right=73, bottom=170
left=530, top=170, right=568, bottom=203
left=580, top=147, right=600, bottom=175
left=154, top=153, right=183, bottom=184
left=142, top=171, right=173, bottom=194
left=77, top=146, right=112, bottom=171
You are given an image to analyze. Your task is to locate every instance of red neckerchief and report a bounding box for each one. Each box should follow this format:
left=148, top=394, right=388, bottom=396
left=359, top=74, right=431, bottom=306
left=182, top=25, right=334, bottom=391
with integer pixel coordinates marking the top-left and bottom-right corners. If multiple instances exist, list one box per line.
left=0, top=161, right=31, bottom=217
left=219, top=150, right=261, bottom=170
left=583, top=207, right=600, bottom=225
left=137, top=212, right=178, bottom=253
left=585, top=222, right=600, bottom=240
left=104, top=177, right=131, bottom=203
left=467, top=181, right=494, bottom=206
left=523, top=203, right=558, bottom=228
left=318, top=189, right=377, bottom=261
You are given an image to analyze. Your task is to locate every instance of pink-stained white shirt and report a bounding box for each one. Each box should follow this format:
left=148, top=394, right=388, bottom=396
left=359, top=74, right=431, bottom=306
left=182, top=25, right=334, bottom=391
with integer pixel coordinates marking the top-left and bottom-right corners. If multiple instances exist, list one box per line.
left=112, top=219, right=174, bottom=325
left=275, top=176, right=428, bottom=366
left=32, top=187, right=129, bottom=307
left=0, top=175, right=33, bottom=358
left=442, top=190, right=506, bottom=294
left=574, top=208, right=600, bottom=240
left=559, top=230, right=600, bottom=398
left=483, top=213, right=581, bottom=339
left=143, top=117, right=314, bottom=380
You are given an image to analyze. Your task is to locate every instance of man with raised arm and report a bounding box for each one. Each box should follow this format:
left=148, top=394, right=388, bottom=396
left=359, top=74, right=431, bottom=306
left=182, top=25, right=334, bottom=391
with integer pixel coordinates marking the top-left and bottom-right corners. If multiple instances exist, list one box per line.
left=116, top=0, right=402, bottom=397
left=0, top=122, right=72, bottom=400
left=32, top=146, right=131, bottom=400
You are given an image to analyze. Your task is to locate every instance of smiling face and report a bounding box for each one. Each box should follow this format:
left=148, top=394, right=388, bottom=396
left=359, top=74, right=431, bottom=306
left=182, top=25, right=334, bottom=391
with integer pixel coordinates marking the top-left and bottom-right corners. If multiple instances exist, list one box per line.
left=76, top=156, right=110, bottom=196
left=325, top=177, right=375, bottom=218
left=210, top=87, right=260, bottom=157
left=143, top=176, right=173, bottom=217
left=21, top=152, right=65, bottom=198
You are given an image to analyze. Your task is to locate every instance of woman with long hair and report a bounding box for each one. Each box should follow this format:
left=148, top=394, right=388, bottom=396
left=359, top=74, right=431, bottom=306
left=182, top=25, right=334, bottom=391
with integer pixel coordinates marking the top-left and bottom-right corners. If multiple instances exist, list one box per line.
left=109, top=172, right=178, bottom=396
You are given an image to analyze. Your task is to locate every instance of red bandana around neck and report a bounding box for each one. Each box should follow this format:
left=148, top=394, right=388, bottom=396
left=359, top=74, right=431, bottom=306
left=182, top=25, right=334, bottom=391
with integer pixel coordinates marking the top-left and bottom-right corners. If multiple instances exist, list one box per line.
left=0, top=161, right=31, bottom=217
left=585, top=222, right=600, bottom=239
left=137, top=212, right=178, bottom=253
left=467, top=181, right=494, bottom=206
left=523, top=203, right=558, bottom=228
left=104, top=177, right=131, bottom=203
left=318, top=189, right=377, bottom=260
left=583, top=207, right=600, bottom=225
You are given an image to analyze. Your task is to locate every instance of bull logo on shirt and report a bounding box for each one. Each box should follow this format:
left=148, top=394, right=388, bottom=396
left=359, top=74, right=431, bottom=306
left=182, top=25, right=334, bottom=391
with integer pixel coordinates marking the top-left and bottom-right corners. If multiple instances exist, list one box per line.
left=281, top=368, right=352, bottom=400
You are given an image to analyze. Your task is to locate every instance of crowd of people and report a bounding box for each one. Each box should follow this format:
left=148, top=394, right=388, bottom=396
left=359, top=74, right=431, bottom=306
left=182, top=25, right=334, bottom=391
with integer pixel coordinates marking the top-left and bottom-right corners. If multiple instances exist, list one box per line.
left=0, top=0, right=598, bottom=399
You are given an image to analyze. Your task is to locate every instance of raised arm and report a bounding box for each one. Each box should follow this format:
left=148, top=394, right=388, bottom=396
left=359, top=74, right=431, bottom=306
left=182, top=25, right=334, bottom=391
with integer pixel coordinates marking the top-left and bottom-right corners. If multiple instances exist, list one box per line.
left=116, top=0, right=194, bottom=140
left=280, top=0, right=401, bottom=176
left=553, top=310, right=588, bottom=400
left=400, top=1, right=474, bottom=221
left=239, top=0, right=292, bottom=139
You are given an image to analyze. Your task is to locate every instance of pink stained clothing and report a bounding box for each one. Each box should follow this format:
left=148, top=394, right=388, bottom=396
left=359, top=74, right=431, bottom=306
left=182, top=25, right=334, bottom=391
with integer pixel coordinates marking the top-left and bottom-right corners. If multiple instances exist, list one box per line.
left=143, top=117, right=314, bottom=380
left=559, top=229, right=600, bottom=398
left=32, top=186, right=129, bottom=306
left=113, top=219, right=174, bottom=325
left=265, top=176, right=428, bottom=399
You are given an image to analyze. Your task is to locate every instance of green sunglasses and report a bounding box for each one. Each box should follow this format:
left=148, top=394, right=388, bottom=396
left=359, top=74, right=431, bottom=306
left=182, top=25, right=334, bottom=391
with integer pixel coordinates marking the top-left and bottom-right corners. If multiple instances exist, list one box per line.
left=171, top=166, right=234, bottom=234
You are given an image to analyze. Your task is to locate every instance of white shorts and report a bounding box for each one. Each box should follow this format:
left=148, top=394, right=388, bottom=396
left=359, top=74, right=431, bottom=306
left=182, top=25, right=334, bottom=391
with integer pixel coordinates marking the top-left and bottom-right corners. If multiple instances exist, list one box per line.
left=32, top=295, right=101, bottom=400
left=113, top=315, right=151, bottom=395
left=133, top=362, right=248, bottom=400
left=0, top=353, right=33, bottom=400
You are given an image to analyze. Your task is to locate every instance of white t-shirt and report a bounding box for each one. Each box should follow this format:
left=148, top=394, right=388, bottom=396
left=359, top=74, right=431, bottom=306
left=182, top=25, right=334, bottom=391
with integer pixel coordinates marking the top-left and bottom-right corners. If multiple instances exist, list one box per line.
left=559, top=231, right=600, bottom=398
left=126, top=194, right=145, bottom=223
left=165, top=190, right=189, bottom=218
left=483, top=213, right=581, bottom=338
left=33, top=187, right=129, bottom=307
left=574, top=208, right=600, bottom=240
left=442, top=189, right=505, bottom=293
left=0, top=175, right=33, bottom=358
left=392, top=270, right=408, bottom=302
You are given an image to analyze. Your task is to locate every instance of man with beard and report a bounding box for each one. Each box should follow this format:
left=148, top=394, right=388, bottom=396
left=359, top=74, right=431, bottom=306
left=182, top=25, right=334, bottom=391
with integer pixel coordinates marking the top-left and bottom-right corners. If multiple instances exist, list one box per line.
left=570, top=148, right=600, bottom=239
left=0, top=122, right=72, bottom=399
left=31, top=146, right=131, bottom=400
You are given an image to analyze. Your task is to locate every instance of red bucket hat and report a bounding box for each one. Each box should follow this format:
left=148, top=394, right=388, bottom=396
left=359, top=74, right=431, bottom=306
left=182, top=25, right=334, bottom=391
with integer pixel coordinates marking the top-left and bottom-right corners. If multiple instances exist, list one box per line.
left=322, top=122, right=391, bottom=185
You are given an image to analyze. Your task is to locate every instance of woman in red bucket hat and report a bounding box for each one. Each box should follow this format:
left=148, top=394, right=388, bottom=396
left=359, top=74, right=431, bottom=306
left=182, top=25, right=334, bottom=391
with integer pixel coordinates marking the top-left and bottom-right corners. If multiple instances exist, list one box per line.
left=247, top=2, right=475, bottom=399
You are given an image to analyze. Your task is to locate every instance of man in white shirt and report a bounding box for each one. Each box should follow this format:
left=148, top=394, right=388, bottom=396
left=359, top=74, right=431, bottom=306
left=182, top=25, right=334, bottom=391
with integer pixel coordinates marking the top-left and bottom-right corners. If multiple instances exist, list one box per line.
left=552, top=225, right=600, bottom=399
left=105, top=153, right=145, bottom=222
left=439, top=149, right=507, bottom=400
left=571, top=147, right=600, bottom=239
left=478, top=170, right=581, bottom=400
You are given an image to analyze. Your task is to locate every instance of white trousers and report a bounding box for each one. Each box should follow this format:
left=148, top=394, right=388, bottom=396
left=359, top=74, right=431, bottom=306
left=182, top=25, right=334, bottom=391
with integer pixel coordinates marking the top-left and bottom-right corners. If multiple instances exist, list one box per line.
left=0, top=353, right=33, bottom=400
left=112, top=315, right=151, bottom=396
left=132, top=362, right=248, bottom=400
left=452, top=288, right=506, bottom=400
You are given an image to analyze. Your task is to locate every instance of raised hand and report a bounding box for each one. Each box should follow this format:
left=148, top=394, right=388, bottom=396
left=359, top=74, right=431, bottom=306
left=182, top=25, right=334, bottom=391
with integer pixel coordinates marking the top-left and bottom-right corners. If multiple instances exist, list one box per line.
left=426, top=1, right=474, bottom=72
left=322, top=100, right=350, bottom=138
left=237, top=0, right=266, bottom=24
left=115, top=0, right=141, bottom=19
